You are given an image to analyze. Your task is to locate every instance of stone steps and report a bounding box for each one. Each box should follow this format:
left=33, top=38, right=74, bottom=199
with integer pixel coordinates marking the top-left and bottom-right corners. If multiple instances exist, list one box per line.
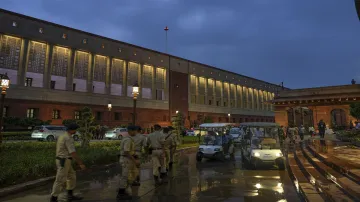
left=302, top=147, right=360, bottom=201
left=293, top=149, right=353, bottom=202
left=287, top=153, right=325, bottom=202
left=307, top=144, right=360, bottom=184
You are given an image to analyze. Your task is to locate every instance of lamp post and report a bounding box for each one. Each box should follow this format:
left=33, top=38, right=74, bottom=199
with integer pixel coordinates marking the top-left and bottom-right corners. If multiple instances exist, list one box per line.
left=0, top=73, right=10, bottom=144
left=132, top=82, right=139, bottom=125
left=107, top=101, right=112, bottom=128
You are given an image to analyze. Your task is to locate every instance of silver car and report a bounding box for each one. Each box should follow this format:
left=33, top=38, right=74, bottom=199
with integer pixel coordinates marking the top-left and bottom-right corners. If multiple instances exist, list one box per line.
left=31, top=125, right=80, bottom=142
left=105, top=128, right=128, bottom=140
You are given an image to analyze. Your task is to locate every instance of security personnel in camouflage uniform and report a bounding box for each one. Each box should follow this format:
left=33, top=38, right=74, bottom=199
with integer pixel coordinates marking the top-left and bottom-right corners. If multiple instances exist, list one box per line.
left=168, top=126, right=178, bottom=169
left=50, top=123, right=85, bottom=202
left=163, top=127, right=174, bottom=171
left=132, top=126, right=147, bottom=184
left=147, top=124, right=167, bottom=185
left=117, top=126, right=140, bottom=200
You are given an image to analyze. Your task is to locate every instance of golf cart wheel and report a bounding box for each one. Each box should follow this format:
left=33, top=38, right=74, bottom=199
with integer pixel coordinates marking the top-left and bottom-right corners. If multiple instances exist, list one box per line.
left=47, top=135, right=55, bottom=142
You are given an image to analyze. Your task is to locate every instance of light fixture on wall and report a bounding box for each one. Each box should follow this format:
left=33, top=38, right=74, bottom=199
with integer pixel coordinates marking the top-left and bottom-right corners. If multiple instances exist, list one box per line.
left=62, top=33, right=67, bottom=39
left=82, top=38, right=88, bottom=44
left=101, top=44, right=105, bottom=49
left=118, top=48, right=122, bottom=52
left=39, top=28, right=44, bottom=34
left=176, top=110, right=179, bottom=114
left=12, top=21, right=17, bottom=27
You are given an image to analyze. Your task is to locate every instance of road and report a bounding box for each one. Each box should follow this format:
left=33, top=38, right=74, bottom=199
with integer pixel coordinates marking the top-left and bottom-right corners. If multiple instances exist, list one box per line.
left=0, top=148, right=301, bottom=202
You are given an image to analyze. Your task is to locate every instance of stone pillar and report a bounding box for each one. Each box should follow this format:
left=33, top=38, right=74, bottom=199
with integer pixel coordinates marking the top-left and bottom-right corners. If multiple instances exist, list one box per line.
left=106, top=57, right=112, bottom=95
left=87, top=53, right=94, bottom=93
left=152, top=66, right=156, bottom=100
left=43, top=43, right=53, bottom=89
left=123, top=61, right=128, bottom=97
left=18, top=38, right=29, bottom=87
left=66, top=49, right=76, bottom=91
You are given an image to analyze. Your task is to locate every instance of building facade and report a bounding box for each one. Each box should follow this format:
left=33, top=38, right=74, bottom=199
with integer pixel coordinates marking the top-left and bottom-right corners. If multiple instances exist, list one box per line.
left=272, top=85, right=360, bottom=129
left=0, top=9, right=280, bottom=129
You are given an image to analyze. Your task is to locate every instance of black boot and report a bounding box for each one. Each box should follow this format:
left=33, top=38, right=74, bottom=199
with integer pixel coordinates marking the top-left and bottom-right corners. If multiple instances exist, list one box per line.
left=160, top=173, right=168, bottom=183
left=153, top=175, right=162, bottom=186
left=116, top=188, right=132, bottom=200
left=50, top=195, right=58, bottom=202
left=67, top=190, right=83, bottom=201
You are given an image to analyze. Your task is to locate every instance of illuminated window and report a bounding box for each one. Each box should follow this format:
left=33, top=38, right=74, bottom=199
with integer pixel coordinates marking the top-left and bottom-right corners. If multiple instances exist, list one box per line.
left=74, top=111, right=81, bottom=120
left=25, top=78, right=33, bottom=87
left=27, top=108, right=38, bottom=118
left=52, top=110, right=60, bottom=119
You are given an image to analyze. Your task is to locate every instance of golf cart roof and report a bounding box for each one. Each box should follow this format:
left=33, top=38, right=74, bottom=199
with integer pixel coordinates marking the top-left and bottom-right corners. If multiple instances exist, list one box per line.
left=239, top=122, right=280, bottom=127
left=199, top=123, right=238, bottom=128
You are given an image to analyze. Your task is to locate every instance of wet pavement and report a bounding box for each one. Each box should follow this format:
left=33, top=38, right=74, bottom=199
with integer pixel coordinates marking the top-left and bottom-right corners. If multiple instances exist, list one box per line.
left=0, top=148, right=301, bottom=202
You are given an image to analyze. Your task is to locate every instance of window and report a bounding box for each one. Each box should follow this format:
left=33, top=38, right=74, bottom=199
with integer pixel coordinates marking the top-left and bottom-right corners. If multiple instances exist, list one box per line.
left=96, top=111, right=102, bottom=120
left=114, top=112, right=121, bottom=120
left=216, top=101, right=220, bottom=106
left=74, top=111, right=81, bottom=120
left=27, top=108, right=38, bottom=118
left=93, top=85, right=95, bottom=92
left=72, top=83, right=76, bottom=91
left=25, top=78, right=33, bottom=87
left=50, top=81, right=56, bottom=89
left=3, top=107, right=8, bottom=117
left=208, top=100, right=212, bottom=105
left=156, top=89, right=163, bottom=100
left=52, top=109, right=60, bottom=119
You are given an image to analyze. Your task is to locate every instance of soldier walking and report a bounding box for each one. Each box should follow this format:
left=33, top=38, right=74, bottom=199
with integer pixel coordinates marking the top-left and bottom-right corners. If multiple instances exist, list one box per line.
left=163, top=127, right=174, bottom=172
left=117, top=125, right=140, bottom=200
left=50, top=123, right=86, bottom=202
left=147, top=124, right=167, bottom=185
left=168, top=126, right=178, bottom=169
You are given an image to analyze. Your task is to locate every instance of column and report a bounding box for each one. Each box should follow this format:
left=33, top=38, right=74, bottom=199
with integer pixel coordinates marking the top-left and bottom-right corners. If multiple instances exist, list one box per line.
left=43, top=43, right=53, bottom=89
left=87, top=53, right=94, bottom=93
left=123, top=61, right=128, bottom=96
left=227, top=84, right=231, bottom=108
left=220, top=82, right=224, bottom=107
left=151, top=66, right=156, bottom=100
left=18, top=38, right=29, bottom=87
left=106, top=57, right=112, bottom=95
left=138, top=63, right=143, bottom=100
left=66, top=49, right=75, bottom=91
left=234, top=85, right=237, bottom=108
left=204, top=78, right=208, bottom=105
left=165, top=66, right=169, bottom=101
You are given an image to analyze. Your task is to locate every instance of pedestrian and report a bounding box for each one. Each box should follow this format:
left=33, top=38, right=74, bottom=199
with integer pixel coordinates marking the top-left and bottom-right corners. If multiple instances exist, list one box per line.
left=299, top=125, right=305, bottom=141
left=131, top=126, right=147, bottom=196
left=117, top=125, right=140, bottom=200
left=147, top=124, right=167, bottom=185
left=318, top=120, right=326, bottom=139
left=50, top=123, right=86, bottom=202
left=168, top=126, right=177, bottom=169
left=309, top=126, right=315, bottom=137
left=163, top=127, right=173, bottom=172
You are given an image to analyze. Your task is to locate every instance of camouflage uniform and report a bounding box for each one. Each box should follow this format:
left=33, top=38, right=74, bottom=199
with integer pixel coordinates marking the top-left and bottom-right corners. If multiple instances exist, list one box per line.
left=169, top=130, right=179, bottom=165
left=147, top=129, right=167, bottom=184
left=51, top=133, right=77, bottom=197
left=118, top=136, right=137, bottom=190
left=132, top=132, right=146, bottom=184
left=163, top=132, right=174, bottom=171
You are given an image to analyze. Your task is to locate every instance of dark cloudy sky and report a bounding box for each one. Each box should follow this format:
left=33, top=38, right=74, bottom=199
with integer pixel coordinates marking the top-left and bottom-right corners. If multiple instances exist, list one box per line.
left=1, top=0, right=360, bottom=89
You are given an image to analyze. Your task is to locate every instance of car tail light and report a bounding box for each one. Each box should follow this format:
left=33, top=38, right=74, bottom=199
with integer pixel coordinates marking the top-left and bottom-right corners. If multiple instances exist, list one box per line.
left=39, top=129, right=44, bottom=132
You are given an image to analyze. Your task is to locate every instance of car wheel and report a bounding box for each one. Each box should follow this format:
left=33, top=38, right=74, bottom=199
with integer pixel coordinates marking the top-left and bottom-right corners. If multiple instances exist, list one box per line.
left=73, top=135, right=79, bottom=141
left=118, top=135, right=122, bottom=140
left=47, top=135, right=55, bottom=142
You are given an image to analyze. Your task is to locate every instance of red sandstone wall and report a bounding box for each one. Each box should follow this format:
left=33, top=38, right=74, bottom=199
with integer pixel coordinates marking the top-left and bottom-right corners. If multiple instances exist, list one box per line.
left=169, top=70, right=189, bottom=119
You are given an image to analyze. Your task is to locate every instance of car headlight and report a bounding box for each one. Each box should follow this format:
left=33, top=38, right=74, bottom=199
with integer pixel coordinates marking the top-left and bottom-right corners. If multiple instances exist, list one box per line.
left=253, top=152, right=260, bottom=157
left=276, top=153, right=283, bottom=157
left=214, top=148, right=221, bottom=151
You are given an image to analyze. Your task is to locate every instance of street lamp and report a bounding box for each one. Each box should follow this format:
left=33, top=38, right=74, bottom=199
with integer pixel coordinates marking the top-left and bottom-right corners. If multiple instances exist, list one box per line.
left=228, top=113, right=231, bottom=123
left=107, top=101, right=112, bottom=128
left=176, top=110, right=179, bottom=114
left=132, top=82, right=139, bottom=125
left=0, top=73, right=10, bottom=144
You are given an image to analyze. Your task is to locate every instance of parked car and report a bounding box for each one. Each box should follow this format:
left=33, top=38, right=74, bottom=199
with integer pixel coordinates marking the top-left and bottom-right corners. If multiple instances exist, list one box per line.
left=105, top=128, right=128, bottom=140
left=31, top=125, right=80, bottom=142
left=186, top=130, right=196, bottom=136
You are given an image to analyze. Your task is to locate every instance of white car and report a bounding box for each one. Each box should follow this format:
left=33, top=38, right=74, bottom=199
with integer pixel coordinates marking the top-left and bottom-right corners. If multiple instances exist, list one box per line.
left=186, top=130, right=196, bottom=136
left=31, top=125, right=80, bottom=141
left=105, top=128, right=128, bottom=140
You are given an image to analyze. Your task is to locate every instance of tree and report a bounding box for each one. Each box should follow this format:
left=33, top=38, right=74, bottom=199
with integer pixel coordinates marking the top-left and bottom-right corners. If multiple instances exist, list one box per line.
left=76, top=107, right=96, bottom=148
left=203, top=116, right=213, bottom=123
left=350, top=103, right=360, bottom=121
left=171, top=112, right=185, bottom=145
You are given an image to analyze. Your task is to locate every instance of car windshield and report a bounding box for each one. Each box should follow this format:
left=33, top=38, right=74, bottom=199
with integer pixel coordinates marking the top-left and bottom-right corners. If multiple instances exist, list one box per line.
left=201, top=135, right=223, bottom=145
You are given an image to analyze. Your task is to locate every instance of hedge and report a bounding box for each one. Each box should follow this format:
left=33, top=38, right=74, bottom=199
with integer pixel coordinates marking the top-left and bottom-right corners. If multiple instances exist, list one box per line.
left=0, top=139, right=198, bottom=188
left=1, top=131, right=32, bottom=141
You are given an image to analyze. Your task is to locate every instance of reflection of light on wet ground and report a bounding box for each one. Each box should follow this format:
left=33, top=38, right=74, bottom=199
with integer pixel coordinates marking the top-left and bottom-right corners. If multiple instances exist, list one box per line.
left=255, top=183, right=261, bottom=189
left=254, top=175, right=281, bottom=179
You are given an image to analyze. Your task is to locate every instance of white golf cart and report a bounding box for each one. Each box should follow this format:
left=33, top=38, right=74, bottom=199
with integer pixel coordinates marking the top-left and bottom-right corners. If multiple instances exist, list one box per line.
left=196, top=123, right=237, bottom=162
left=240, top=122, right=285, bottom=170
